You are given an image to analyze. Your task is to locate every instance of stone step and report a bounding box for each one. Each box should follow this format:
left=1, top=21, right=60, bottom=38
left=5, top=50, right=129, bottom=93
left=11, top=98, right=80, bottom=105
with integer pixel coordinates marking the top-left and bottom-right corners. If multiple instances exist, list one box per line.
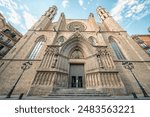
left=53, top=88, right=104, bottom=94
left=50, top=88, right=111, bottom=97
left=49, top=93, right=110, bottom=97
left=24, top=95, right=114, bottom=100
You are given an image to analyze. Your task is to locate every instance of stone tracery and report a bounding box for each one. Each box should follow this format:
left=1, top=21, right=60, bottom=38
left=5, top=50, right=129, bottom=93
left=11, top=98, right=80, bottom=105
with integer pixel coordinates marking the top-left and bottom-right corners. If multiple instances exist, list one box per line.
left=67, top=22, right=86, bottom=31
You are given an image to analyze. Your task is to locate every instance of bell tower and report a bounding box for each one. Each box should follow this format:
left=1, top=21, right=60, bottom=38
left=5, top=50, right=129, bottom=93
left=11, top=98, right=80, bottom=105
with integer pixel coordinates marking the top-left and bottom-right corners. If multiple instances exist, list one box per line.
left=97, top=6, right=123, bottom=31
left=32, top=5, right=57, bottom=30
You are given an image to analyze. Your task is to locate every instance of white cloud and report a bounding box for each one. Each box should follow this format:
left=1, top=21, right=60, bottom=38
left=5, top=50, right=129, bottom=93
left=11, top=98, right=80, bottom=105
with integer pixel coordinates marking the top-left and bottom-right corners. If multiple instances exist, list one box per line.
left=7, top=8, right=20, bottom=24
left=0, top=0, right=20, bottom=24
left=23, top=11, right=37, bottom=29
left=134, top=4, right=144, bottom=13
left=0, top=0, right=38, bottom=33
left=79, top=0, right=83, bottom=6
left=111, top=0, right=150, bottom=22
left=20, top=4, right=29, bottom=11
left=62, top=0, right=69, bottom=8
left=0, top=0, right=18, bottom=9
left=111, top=0, right=131, bottom=21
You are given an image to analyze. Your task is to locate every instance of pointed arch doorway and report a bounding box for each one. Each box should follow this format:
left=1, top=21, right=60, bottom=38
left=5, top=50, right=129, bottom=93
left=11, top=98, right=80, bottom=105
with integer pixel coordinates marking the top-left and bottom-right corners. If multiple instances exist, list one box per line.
left=69, top=46, right=85, bottom=88
left=59, top=32, right=95, bottom=89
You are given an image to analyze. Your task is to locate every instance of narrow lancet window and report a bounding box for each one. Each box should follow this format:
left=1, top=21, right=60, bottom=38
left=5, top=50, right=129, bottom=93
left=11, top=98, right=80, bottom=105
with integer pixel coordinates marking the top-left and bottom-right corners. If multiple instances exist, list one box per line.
left=28, top=37, right=45, bottom=59
left=109, top=37, right=126, bottom=60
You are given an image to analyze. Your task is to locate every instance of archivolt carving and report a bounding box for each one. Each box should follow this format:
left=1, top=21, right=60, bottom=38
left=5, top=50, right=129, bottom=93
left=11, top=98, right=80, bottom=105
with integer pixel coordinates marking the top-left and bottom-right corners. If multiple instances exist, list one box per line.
left=70, top=47, right=84, bottom=59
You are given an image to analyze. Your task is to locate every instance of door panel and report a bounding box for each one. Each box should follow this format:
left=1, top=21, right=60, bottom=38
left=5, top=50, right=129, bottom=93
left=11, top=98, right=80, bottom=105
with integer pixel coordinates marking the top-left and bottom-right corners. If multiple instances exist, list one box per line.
left=71, top=76, right=76, bottom=88
left=70, top=64, right=84, bottom=88
left=78, top=76, right=83, bottom=88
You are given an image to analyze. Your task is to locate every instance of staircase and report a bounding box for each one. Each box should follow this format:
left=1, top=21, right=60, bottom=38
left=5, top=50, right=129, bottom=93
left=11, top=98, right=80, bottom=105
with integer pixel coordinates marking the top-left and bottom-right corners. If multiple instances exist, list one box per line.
left=46, top=88, right=111, bottom=99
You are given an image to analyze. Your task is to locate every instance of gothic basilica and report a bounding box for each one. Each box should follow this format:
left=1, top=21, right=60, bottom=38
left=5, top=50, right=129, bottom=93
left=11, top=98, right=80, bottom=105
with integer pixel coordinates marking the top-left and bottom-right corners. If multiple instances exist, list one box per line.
left=0, top=5, right=150, bottom=99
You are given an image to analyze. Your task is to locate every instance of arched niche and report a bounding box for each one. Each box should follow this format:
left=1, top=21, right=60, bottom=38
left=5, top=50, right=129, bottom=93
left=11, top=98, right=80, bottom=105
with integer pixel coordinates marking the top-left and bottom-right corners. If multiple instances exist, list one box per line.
left=54, top=36, right=65, bottom=45
left=88, top=36, right=97, bottom=46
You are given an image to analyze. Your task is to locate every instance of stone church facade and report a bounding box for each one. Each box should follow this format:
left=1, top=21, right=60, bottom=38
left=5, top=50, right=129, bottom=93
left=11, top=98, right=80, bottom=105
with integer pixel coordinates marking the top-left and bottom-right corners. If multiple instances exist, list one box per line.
left=0, top=6, right=150, bottom=98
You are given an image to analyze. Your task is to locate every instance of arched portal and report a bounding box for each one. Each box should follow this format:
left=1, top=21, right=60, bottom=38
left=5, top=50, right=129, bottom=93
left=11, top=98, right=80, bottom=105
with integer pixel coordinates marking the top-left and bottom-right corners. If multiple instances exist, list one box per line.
left=59, top=32, right=95, bottom=88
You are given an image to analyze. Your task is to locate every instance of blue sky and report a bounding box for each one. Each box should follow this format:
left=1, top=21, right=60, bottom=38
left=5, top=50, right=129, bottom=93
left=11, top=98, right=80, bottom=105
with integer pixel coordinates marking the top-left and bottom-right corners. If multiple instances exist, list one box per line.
left=0, top=0, right=150, bottom=35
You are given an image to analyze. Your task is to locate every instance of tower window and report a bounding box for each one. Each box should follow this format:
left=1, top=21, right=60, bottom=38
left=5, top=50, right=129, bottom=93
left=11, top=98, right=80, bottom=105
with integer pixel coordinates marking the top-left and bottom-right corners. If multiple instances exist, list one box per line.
left=109, top=37, right=126, bottom=60
left=27, top=38, right=45, bottom=59
left=50, top=10, right=54, bottom=14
